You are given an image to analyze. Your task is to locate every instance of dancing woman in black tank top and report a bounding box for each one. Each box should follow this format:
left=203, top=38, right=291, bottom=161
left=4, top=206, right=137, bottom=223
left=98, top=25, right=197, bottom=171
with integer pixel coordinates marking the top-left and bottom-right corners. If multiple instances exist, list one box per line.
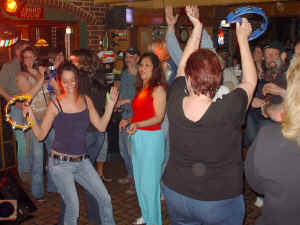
left=23, top=63, right=118, bottom=225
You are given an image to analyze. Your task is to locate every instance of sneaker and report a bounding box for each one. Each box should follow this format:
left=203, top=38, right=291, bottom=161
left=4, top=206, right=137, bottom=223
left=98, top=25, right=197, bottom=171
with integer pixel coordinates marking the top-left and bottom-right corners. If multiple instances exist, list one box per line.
left=132, top=217, right=145, bottom=225
left=254, top=196, right=264, bottom=208
left=117, top=177, right=131, bottom=184
left=126, top=182, right=136, bottom=194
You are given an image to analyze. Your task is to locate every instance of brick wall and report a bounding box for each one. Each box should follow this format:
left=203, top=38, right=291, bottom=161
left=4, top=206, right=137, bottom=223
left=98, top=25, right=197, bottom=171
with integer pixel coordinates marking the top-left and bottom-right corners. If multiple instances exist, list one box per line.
left=27, top=0, right=108, bottom=51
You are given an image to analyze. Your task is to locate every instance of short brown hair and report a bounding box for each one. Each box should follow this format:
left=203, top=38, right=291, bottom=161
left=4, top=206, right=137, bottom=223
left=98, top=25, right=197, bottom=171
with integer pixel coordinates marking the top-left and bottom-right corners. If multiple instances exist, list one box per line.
left=185, top=49, right=222, bottom=98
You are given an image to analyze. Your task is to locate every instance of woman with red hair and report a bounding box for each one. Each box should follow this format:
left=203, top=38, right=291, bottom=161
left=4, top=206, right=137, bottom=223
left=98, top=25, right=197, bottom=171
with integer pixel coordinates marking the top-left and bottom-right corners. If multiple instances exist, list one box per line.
left=162, top=5, right=257, bottom=225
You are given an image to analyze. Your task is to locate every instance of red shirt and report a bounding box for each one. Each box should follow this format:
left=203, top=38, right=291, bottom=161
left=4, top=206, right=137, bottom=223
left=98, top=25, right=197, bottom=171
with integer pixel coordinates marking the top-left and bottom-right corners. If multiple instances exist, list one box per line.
left=131, top=88, right=160, bottom=131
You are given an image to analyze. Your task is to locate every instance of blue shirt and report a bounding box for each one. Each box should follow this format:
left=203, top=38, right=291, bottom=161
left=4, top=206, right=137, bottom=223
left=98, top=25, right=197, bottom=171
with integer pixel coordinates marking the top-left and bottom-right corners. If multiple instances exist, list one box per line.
left=119, top=69, right=136, bottom=120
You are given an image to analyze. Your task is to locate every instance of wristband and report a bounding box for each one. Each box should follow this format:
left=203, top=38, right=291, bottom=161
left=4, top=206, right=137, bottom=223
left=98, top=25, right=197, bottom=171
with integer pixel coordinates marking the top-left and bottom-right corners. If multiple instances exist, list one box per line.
left=106, top=92, right=110, bottom=101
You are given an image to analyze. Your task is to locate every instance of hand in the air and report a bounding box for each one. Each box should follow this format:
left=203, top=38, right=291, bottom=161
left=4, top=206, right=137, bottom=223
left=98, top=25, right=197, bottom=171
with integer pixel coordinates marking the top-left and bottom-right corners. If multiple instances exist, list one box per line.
left=236, top=18, right=252, bottom=42
left=165, top=6, right=179, bottom=27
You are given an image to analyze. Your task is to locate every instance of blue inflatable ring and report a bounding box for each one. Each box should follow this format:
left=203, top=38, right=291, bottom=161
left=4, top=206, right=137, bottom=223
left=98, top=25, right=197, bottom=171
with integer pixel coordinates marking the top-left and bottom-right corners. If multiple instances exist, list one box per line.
left=226, top=6, right=268, bottom=41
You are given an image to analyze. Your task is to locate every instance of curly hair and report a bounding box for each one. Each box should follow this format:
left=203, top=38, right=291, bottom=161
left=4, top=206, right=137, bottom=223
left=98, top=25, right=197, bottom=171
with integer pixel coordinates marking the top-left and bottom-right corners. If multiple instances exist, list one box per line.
left=135, top=52, right=166, bottom=94
left=281, top=55, right=300, bottom=146
left=184, top=49, right=222, bottom=98
left=71, top=48, right=101, bottom=78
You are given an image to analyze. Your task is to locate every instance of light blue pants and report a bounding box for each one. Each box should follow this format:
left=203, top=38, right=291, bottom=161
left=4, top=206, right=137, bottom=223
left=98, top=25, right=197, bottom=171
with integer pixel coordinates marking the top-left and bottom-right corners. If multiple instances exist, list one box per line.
left=130, top=129, right=165, bottom=225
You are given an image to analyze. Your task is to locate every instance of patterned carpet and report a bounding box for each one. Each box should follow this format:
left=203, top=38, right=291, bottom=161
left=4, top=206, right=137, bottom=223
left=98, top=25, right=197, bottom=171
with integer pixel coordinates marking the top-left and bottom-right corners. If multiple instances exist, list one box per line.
left=16, top=157, right=261, bottom=225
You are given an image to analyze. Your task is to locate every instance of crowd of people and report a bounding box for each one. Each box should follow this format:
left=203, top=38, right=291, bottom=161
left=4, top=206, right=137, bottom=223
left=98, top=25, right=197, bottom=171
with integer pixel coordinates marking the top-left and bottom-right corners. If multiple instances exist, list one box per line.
left=0, top=4, right=300, bottom=225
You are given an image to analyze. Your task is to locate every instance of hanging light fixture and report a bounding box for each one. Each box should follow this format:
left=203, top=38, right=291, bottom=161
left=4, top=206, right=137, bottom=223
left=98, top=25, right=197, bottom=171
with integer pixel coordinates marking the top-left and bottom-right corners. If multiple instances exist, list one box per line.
left=33, top=27, right=48, bottom=47
left=34, top=38, right=49, bottom=47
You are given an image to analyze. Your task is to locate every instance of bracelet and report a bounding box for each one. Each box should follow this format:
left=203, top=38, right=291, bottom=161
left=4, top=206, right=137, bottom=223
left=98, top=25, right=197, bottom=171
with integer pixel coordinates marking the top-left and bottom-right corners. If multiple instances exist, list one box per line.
left=5, top=95, right=33, bottom=131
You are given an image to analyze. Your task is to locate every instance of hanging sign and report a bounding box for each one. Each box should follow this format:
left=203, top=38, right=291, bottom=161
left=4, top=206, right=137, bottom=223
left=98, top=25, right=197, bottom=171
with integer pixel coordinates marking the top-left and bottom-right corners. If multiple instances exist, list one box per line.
left=17, top=6, right=44, bottom=19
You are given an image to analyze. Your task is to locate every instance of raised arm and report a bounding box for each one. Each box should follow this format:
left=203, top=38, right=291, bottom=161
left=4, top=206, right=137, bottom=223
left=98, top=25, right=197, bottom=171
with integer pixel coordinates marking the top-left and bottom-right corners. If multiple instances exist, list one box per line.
left=165, top=6, right=214, bottom=66
left=87, top=87, right=119, bottom=132
left=236, top=18, right=257, bottom=107
left=127, top=86, right=166, bottom=134
left=165, top=6, right=182, bottom=65
left=176, top=5, right=203, bottom=77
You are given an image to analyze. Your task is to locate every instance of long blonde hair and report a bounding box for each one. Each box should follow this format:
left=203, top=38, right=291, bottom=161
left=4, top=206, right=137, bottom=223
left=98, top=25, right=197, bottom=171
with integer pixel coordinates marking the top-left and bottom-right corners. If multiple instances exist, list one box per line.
left=281, top=55, right=300, bottom=146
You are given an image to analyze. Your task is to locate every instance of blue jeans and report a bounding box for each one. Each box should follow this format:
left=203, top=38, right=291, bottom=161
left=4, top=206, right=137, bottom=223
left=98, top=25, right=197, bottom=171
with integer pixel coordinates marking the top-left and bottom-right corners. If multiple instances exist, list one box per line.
left=10, top=106, right=31, bottom=174
left=85, top=131, right=105, bottom=225
left=162, top=183, right=245, bottom=225
left=49, top=157, right=115, bottom=225
left=119, top=129, right=133, bottom=178
left=161, top=114, right=170, bottom=174
left=243, top=109, right=274, bottom=147
left=86, top=131, right=105, bottom=164
left=59, top=131, right=106, bottom=225
left=161, top=114, right=170, bottom=198
left=30, top=124, right=55, bottom=199
left=96, top=132, right=108, bottom=162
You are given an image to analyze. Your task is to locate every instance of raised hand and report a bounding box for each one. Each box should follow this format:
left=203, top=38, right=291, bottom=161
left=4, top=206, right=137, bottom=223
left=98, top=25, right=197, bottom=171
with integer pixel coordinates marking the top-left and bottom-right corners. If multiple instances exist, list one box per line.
left=185, top=5, right=201, bottom=27
left=108, top=86, right=119, bottom=106
left=236, top=18, right=252, bottom=42
left=22, top=103, right=34, bottom=121
left=165, top=6, right=179, bottom=28
left=38, top=66, right=47, bottom=79
left=54, top=53, right=64, bottom=69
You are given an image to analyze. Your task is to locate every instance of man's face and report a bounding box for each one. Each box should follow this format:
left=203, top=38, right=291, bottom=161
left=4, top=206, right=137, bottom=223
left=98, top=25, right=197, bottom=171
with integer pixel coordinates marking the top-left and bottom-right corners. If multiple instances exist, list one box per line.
left=125, top=52, right=139, bottom=68
left=264, top=48, right=281, bottom=70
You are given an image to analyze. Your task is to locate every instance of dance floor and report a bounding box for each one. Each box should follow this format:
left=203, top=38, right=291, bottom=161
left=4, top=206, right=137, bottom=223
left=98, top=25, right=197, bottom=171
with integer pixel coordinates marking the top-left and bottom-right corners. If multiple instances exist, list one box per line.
left=17, top=157, right=260, bottom=225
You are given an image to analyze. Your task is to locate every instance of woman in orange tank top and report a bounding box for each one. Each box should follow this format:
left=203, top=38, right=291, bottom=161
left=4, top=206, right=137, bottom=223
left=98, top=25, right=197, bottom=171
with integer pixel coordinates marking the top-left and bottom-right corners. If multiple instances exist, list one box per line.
left=120, top=53, right=166, bottom=225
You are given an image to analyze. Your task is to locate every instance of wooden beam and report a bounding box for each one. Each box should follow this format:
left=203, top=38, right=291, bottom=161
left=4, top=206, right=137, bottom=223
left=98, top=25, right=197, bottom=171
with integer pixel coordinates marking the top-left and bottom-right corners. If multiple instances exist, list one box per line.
left=108, top=1, right=153, bottom=9
left=162, top=0, right=286, bottom=8
left=95, top=0, right=151, bottom=5
left=98, top=0, right=291, bottom=9
left=106, top=1, right=300, bottom=27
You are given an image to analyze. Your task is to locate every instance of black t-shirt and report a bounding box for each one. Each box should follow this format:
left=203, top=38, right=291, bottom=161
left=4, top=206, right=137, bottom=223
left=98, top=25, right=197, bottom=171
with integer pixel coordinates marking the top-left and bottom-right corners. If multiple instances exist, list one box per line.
left=78, top=70, right=107, bottom=132
left=163, top=77, right=248, bottom=201
left=245, top=123, right=300, bottom=225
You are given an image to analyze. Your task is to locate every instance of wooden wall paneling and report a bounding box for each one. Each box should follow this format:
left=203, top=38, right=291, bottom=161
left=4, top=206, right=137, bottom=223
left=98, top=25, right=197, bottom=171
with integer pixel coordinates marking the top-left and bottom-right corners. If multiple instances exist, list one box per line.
left=137, top=27, right=153, bottom=54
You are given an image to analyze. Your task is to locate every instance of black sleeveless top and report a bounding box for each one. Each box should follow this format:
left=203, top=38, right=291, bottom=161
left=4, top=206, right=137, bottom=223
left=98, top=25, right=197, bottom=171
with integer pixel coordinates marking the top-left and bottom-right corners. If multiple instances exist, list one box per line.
left=51, top=97, right=90, bottom=155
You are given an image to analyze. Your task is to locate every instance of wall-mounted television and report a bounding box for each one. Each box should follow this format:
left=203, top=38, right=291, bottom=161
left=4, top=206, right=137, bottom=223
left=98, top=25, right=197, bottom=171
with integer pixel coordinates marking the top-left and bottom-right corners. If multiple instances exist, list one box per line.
left=105, top=6, right=134, bottom=29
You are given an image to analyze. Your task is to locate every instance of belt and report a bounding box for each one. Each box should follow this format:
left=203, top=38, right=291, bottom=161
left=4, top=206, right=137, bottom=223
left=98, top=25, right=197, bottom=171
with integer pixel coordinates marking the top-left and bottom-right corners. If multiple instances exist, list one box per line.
left=50, top=152, right=88, bottom=162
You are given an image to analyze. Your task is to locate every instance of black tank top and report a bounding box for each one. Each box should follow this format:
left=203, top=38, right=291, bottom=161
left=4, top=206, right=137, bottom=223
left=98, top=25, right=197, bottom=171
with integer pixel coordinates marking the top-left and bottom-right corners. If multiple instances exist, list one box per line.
left=51, top=97, right=90, bottom=155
